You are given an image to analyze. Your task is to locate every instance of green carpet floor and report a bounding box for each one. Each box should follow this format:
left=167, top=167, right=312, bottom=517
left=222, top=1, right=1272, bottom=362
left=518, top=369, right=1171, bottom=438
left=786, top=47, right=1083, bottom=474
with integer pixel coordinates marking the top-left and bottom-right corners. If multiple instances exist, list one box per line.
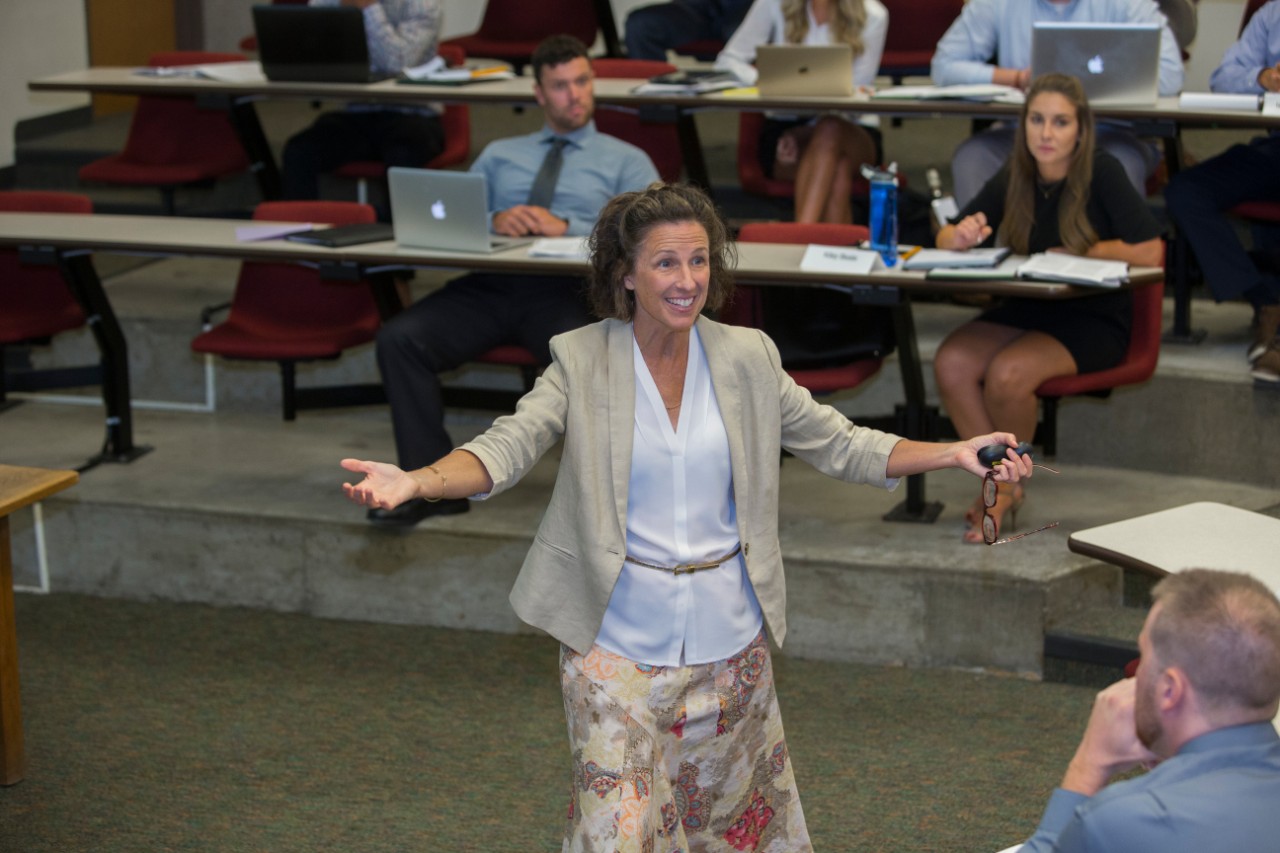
left=2, top=593, right=1109, bottom=852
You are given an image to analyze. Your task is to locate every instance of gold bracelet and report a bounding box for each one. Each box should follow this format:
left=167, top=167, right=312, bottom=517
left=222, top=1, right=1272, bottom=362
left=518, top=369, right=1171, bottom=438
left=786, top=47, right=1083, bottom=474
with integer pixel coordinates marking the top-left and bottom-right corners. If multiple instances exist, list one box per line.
left=424, top=464, right=446, bottom=502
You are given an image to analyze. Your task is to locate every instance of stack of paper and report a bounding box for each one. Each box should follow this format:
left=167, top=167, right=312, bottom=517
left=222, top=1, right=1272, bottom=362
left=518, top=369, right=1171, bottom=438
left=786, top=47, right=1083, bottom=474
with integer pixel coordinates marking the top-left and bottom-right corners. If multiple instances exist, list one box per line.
left=403, top=56, right=515, bottom=84
left=1178, top=92, right=1260, bottom=112
left=902, top=247, right=1010, bottom=270
left=873, top=84, right=1022, bottom=104
left=631, top=70, right=740, bottom=95
left=528, top=237, right=589, bottom=259
left=1015, top=253, right=1128, bottom=287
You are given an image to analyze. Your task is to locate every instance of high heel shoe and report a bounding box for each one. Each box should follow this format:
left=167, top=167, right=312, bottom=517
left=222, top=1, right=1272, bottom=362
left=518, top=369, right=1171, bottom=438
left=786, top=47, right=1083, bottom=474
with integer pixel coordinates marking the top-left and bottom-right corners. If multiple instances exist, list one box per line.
left=963, top=482, right=1024, bottom=544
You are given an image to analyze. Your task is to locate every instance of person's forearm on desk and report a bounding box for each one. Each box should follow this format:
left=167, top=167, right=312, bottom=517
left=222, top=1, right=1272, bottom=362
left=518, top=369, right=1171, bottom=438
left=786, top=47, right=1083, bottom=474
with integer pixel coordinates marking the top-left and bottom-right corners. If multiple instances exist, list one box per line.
left=1085, top=237, right=1163, bottom=268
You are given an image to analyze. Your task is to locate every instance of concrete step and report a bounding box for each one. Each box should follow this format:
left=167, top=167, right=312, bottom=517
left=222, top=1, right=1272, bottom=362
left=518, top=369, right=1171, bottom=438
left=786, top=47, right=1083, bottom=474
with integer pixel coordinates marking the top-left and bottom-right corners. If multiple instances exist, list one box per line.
left=5, top=399, right=1278, bottom=678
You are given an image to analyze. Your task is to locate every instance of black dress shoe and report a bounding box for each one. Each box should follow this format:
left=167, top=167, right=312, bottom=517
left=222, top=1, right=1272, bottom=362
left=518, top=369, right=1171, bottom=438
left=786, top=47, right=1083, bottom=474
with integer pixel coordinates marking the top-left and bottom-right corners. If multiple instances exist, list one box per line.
left=366, top=498, right=469, bottom=528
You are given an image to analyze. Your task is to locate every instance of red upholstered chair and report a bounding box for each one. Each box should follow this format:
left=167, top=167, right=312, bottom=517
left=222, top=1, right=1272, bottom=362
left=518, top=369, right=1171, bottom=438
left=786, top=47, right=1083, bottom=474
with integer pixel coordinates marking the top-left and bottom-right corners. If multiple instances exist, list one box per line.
left=736, top=112, right=902, bottom=210
left=331, top=44, right=472, bottom=204
left=0, top=192, right=94, bottom=406
left=190, top=201, right=384, bottom=420
left=726, top=222, right=894, bottom=395
left=879, top=0, right=964, bottom=84
left=441, top=0, right=599, bottom=74
left=78, top=52, right=251, bottom=215
left=1035, top=275, right=1166, bottom=457
left=591, top=57, right=684, bottom=182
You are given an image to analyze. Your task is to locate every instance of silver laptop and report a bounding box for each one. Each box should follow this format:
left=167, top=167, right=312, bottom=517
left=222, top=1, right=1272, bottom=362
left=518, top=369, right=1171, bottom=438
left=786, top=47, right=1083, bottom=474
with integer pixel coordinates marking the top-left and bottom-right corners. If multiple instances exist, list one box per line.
left=387, top=168, right=532, bottom=254
left=1030, top=22, right=1161, bottom=106
left=755, top=44, right=853, bottom=98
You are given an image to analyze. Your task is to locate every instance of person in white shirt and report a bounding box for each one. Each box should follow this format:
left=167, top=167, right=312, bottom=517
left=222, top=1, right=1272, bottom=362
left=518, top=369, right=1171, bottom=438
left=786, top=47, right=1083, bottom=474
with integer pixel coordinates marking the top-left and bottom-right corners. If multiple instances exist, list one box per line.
left=341, top=183, right=1035, bottom=850
left=715, top=0, right=888, bottom=223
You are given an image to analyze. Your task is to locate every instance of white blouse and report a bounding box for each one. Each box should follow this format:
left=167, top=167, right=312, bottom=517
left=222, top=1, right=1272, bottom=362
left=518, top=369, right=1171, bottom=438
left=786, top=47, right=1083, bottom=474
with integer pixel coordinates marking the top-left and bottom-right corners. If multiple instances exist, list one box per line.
left=593, top=327, right=765, bottom=666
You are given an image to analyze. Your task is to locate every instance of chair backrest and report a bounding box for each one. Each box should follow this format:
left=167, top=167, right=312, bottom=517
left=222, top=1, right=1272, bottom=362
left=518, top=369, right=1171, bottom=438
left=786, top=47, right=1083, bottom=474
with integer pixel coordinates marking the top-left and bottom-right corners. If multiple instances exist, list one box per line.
left=473, top=0, right=597, bottom=47
left=0, top=192, right=92, bottom=344
left=879, top=0, right=964, bottom=75
left=117, top=52, right=250, bottom=172
left=733, top=222, right=895, bottom=369
left=591, top=58, right=683, bottom=183
left=737, top=112, right=794, bottom=198
left=228, top=201, right=381, bottom=335
left=430, top=44, right=470, bottom=167
left=1036, top=278, right=1165, bottom=399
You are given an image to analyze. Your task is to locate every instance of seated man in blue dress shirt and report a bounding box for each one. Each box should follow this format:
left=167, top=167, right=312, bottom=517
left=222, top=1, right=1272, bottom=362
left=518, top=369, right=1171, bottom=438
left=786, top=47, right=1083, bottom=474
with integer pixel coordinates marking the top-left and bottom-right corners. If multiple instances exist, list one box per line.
left=369, top=34, right=659, bottom=527
left=1165, top=0, right=1280, bottom=383
left=1018, top=568, right=1280, bottom=853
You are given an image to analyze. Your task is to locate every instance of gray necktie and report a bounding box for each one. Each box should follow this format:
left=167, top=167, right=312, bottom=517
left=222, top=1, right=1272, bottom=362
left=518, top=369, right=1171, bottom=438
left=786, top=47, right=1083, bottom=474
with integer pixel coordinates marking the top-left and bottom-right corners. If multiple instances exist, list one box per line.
left=526, top=137, right=569, bottom=208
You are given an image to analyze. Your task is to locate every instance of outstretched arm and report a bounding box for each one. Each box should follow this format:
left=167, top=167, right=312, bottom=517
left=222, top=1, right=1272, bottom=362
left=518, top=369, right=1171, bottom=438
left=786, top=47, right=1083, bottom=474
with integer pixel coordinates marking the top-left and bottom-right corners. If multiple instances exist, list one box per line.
left=884, top=432, right=1034, bottom=481
left=341, top=449, right=494, bottom=509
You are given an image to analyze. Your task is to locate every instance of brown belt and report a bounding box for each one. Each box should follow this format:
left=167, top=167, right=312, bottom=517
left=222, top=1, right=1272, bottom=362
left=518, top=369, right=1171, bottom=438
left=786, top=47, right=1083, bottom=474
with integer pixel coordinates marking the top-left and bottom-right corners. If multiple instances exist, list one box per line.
left=623, top=544, right=743, bottom=576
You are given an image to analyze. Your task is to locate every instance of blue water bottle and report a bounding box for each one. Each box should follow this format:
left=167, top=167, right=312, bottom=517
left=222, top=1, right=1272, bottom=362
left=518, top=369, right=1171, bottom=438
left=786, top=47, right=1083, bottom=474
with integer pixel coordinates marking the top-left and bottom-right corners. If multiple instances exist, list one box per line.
left=864, top=163, right=899, bottom=267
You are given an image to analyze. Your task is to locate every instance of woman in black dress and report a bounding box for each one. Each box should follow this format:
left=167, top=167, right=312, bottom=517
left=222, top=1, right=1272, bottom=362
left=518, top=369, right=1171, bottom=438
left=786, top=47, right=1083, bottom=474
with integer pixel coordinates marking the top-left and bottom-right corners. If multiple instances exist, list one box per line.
left=933, top=73, right=1164, bottom=543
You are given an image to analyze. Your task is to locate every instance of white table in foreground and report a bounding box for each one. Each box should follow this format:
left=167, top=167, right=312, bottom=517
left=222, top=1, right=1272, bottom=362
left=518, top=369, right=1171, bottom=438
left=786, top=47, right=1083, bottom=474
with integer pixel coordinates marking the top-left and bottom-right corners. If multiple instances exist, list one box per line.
left=1068, top=501, right=1280, bottom=584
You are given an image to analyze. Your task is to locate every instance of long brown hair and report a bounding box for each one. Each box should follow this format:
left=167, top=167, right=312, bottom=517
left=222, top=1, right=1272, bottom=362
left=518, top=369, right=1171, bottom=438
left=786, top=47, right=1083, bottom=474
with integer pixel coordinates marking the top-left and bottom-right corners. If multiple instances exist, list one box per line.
left=1000, top=73, right=1098, bottom=256
left=782, top=0, right=867, bottom=56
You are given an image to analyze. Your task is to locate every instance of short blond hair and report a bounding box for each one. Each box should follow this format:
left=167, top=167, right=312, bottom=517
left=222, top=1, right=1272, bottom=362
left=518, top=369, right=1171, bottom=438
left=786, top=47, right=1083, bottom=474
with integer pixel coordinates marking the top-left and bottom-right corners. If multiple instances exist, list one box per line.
left=1150, top=569, right=1280, bottom=714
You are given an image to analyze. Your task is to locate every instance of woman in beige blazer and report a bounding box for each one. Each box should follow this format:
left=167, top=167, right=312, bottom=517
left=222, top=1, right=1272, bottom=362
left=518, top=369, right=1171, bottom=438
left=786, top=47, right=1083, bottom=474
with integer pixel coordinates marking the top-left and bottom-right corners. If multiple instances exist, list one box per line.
left=342, top=183, right=1034, bottom=852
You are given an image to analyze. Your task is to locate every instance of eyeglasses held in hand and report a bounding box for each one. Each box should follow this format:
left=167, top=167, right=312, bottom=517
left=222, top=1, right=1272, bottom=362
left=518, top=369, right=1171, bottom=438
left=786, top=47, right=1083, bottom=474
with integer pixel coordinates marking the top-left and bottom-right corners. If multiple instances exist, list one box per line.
left=982, top=467, right=1060, bottom=546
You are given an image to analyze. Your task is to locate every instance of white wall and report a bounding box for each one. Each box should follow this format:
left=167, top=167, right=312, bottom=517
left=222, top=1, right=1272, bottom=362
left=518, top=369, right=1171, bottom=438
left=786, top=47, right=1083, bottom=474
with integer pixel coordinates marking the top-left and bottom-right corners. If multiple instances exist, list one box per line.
left=0, top=0, right=90, bottom=169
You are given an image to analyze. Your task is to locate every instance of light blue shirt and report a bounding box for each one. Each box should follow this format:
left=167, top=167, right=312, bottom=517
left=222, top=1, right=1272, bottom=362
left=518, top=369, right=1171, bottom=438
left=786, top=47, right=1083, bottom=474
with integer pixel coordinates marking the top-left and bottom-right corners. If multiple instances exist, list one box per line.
left=470, top=121, right=659, bottom=237
left=1020, top=722, right=1280, bottom=853
left=931, top=0, right=1184, bottom=97
left=1211, top=1, right=1280, bottom=94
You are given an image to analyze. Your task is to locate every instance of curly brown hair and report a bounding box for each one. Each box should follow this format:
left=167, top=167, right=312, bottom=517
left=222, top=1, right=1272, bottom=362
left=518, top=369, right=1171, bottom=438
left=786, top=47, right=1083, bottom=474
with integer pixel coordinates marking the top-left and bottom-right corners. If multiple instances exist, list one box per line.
left=586, top=182, right=736, bottom=321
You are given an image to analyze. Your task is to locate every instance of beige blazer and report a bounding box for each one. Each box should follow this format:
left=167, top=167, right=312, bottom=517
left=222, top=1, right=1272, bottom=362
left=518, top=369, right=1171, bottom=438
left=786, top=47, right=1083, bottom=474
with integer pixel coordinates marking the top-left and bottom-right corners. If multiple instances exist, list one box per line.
left=461, top=315, right=902, bottom=654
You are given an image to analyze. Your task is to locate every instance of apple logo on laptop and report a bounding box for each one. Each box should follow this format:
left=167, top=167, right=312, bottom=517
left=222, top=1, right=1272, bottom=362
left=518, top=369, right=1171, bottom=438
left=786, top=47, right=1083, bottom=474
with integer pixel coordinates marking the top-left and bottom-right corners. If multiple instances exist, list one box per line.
left=1086, top=55, right=1104, bottom=75
left=431, top=199, right=447, bottom=220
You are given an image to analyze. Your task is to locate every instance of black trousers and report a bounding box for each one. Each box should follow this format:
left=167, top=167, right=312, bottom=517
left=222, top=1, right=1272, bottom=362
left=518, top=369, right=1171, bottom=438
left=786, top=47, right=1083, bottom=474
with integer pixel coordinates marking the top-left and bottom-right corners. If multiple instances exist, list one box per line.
left=375, top=273, right=593, bottom=470
left=280, top=110, right=445, bottom=204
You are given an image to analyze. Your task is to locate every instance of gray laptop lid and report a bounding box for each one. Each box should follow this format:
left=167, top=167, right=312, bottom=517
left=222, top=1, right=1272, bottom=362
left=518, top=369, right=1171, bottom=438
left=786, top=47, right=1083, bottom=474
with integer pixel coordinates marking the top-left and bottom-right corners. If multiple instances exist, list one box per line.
left=755, top=44, right=853, bottom=97
left=1030, top=22, right=1161, bottom=106
left=253, top=5, right=385, bottom=84
left=388, top=168, right=531, bottom=254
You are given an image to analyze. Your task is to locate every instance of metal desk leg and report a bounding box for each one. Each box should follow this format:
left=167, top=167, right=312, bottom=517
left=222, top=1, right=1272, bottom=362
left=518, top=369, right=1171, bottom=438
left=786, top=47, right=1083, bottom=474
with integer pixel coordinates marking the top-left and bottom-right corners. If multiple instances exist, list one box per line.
left=1161, top=131, right=1207, bottom=343
left=57, top=252, right=152, bottom=466
left=677, top=112, right=711, bottom=192
left=882, top=293, right=943, bottom=523
left=592, top=0, right=623, bottom=57
left=226, top=97, right=282, bottom=201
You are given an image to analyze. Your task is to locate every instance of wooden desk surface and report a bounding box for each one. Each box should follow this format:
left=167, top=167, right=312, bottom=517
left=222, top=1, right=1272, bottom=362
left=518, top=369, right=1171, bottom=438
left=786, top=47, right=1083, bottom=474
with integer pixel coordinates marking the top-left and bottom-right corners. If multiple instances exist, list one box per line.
left=0, top=463, right=76, bottom=785
left=0, top=465, right=78, bottom=517
left=28, top=67, right=1280, bottom=129
left=0, top=211, right=1161, bottom=300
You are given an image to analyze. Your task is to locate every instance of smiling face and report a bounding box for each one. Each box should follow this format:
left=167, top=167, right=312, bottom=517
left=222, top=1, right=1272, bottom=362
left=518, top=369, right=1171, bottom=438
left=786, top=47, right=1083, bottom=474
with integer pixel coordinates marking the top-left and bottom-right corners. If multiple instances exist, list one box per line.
left=1024, top=91, right=1080, bottom=181
left=624, top=220, right=710, bottom=339
left=534, top=56, right=594, bottom=135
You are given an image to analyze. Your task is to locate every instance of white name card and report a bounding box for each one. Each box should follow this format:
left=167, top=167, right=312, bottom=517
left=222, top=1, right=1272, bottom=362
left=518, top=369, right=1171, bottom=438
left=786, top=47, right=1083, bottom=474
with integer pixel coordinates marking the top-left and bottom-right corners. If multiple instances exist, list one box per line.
left=1264, top=93, right=1280, bottom=117
left=798, top=244, right=884, bottom=275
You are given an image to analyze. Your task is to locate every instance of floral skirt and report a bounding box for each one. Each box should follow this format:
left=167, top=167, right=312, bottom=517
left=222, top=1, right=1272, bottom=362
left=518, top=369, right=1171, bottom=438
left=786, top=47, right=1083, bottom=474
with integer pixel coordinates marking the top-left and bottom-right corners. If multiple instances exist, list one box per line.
left=559, top=630, right=812, bottom=853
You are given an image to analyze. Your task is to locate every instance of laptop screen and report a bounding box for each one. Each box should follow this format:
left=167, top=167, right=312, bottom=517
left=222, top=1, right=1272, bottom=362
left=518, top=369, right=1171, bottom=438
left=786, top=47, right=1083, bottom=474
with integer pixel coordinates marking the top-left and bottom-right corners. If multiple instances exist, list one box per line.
left=253, top=5, right=379, bottom=84
left=1030, top=22, right=1161, bottom=106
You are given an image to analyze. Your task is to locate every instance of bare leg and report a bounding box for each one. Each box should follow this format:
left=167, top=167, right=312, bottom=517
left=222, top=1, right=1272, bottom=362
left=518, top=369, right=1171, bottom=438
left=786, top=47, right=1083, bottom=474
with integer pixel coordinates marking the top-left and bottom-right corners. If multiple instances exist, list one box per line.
left=792, top=116, right=876, bottom=224
left=934, top=321, right=1077, bottom=540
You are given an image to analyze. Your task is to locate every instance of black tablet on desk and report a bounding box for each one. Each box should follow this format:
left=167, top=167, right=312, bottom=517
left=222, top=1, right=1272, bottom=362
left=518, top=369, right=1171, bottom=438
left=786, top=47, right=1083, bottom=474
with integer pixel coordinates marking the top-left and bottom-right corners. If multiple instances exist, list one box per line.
left=285, top=223, right=395, bottom=248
